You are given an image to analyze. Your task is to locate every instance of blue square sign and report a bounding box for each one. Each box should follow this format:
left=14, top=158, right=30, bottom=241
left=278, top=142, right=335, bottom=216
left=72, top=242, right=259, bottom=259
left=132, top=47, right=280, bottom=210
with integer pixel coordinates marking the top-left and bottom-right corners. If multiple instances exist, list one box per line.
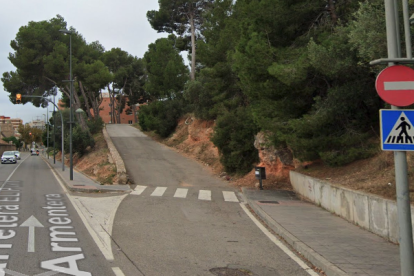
left=380, top=109, right=414, bottom=150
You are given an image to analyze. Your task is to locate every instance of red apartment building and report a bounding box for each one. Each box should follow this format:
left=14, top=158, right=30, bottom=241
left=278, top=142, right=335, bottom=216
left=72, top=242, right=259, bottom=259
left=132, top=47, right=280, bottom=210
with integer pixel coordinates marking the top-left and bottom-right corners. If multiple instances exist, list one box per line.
left=90, top=93, right=137, bottom=124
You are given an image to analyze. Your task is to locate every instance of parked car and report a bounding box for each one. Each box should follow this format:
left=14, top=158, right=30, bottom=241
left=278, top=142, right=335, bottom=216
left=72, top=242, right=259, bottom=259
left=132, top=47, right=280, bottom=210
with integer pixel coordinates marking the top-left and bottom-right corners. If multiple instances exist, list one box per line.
left=1, top=151, right=17, bottom=164
left=13, top=151, right=21, bottom=160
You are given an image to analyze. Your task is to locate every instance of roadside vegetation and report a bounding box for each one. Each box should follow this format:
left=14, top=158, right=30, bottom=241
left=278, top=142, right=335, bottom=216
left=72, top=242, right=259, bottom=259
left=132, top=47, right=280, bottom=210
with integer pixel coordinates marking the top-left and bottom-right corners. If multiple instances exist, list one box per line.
left=2, top=0, right=412, bottom=178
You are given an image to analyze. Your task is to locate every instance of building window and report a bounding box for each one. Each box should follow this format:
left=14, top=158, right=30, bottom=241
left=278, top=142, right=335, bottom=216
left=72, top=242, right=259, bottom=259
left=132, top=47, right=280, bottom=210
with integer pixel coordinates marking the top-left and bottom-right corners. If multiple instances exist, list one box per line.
left=128, top=120, right=132, bottom=124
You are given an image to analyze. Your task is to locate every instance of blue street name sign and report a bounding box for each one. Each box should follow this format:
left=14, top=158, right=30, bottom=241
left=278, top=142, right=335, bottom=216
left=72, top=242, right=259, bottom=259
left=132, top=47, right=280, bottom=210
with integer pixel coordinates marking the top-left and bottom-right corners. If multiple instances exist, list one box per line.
left=380, top=109, right=414, bottom=151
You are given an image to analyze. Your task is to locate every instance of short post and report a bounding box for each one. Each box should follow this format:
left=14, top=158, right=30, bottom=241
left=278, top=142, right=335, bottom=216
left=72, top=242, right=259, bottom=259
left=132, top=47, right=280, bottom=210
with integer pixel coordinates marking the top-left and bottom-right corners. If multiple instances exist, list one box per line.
left=255, top=166, right=266, bottom=190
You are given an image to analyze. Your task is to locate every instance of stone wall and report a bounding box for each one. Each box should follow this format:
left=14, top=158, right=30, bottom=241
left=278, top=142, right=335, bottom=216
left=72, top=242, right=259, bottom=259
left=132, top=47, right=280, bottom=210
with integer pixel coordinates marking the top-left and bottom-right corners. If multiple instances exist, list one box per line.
left=102, top=127, right=128, bottom=184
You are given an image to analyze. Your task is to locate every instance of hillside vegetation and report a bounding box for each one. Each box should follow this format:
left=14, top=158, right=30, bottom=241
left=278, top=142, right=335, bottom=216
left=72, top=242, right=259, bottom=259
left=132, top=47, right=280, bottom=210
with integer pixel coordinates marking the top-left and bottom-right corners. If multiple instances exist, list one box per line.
left=4, top=1, right=414, bottom=181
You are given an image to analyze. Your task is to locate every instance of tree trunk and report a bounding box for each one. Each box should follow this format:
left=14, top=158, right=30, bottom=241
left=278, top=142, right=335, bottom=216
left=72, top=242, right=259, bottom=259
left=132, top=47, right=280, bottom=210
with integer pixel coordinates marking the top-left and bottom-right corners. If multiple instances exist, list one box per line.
left=107, top=85, right=115, bottom=124
left=72, top=87, right=89, bottom=132
left=327, top=0, right=338, bottom=25
left=78, top=81, right=93, bottom=119
left=190, top=12, right=196, bottom=81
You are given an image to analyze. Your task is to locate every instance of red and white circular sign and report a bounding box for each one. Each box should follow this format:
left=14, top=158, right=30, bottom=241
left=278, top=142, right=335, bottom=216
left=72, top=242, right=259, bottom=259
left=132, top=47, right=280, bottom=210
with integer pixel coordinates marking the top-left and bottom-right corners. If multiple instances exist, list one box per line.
left=376, top=65, right=414, bottom=106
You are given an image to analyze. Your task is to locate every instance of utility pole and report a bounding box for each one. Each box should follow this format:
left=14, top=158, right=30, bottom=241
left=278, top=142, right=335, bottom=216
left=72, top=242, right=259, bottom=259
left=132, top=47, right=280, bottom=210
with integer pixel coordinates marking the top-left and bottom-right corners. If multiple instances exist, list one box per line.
left=371, top=1, right=414, bottom=275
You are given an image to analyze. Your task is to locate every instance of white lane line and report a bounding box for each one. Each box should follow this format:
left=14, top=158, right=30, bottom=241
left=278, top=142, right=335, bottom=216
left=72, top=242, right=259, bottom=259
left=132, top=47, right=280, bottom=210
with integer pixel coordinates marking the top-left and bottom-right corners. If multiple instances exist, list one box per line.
left=151, top=187, right=167, bottom=196
left=198, top=190, right=211, bottom=201
left=48, top=165, right=115, bottom=261
left=174, top=188, right=188, bottom=198
left=240, top=203, right=319, bottom=276
left=223, top=191, right=239, bottom=202
left=131, top=185, right=147, bottom=195
left=112, top=267, right=125, bottom=276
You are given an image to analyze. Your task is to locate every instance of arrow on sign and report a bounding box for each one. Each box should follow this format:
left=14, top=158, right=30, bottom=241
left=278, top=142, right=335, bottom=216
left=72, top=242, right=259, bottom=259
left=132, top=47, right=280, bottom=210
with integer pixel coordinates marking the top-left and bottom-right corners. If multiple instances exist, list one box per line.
left=20, top=216, right=44, bottom=253
left=385, top=81, right=414, bottom=90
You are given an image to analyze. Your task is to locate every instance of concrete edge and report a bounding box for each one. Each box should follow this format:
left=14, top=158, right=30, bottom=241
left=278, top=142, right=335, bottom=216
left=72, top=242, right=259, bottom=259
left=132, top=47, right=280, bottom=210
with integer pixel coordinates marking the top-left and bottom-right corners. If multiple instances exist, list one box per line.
left=241, top=187, right=347, bottom=276
left=42, top=156, right=131, bottom=194
left=102, top=126, right=128, bottom=184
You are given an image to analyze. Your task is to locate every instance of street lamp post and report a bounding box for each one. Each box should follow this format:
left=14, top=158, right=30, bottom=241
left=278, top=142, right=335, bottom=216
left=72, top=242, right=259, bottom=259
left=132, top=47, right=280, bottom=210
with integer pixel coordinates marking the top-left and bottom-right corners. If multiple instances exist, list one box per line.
left=60, top=28, right=74, bottom=180
left=43, top=107, right=49, bottom=159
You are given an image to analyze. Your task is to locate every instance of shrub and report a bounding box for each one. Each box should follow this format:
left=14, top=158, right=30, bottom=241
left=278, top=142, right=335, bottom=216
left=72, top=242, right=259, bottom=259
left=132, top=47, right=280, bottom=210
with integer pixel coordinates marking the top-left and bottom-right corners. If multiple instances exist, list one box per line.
left=139, top=99, right=184, bottom=138
left=211, top=107, right=259, bottom=174
left=65, top=125, right=95, bottom=156
left=87, top=117, right=105, bottom=135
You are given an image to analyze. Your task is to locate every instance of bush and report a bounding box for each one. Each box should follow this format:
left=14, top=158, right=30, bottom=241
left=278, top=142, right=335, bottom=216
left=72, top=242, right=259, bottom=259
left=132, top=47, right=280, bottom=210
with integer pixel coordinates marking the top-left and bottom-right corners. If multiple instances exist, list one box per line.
left=211, top=107, right=259, bottom=174
left=87, top=117, right=105, bottom=135
left=65, top=125, right=95, bottom=156
left=139, top=99, right=185, bottom=138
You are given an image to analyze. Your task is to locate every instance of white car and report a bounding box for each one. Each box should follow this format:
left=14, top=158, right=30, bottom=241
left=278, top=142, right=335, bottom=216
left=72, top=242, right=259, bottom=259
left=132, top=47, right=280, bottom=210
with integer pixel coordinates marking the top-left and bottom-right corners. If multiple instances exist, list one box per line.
left=1, top=151, right=17, bottom=164
left=13, top=151, right=21, bottom=160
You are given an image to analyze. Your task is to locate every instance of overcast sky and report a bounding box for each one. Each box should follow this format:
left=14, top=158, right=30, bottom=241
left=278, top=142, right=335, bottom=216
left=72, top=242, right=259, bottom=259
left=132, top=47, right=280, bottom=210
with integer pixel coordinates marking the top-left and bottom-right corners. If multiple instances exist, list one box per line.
left=0, top=0, right=169, bottom=124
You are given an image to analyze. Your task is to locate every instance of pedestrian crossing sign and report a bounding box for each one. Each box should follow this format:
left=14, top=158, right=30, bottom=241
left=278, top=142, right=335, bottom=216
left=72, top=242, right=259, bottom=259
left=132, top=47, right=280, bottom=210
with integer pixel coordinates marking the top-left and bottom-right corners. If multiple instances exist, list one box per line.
left=380, top=109, right=414, bottom=150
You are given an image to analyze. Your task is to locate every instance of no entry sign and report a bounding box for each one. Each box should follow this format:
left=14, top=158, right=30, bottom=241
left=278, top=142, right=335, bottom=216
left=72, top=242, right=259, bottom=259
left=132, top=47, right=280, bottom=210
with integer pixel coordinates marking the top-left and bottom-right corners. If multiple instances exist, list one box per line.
left=376, top=65, right=414, bottom=106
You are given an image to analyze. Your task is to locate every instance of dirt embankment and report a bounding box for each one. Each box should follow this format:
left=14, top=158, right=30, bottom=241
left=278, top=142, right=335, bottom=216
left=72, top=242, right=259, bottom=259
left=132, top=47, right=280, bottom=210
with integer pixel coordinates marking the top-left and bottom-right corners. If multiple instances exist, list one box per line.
left=153, top=116, right=294, bottom=191
left=56, top=132, right=118, bottom=185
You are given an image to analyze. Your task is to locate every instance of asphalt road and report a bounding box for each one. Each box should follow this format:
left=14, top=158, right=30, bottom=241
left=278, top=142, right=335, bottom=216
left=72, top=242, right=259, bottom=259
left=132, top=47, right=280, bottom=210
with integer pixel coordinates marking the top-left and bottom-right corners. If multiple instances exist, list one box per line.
left=107, top=125, right=313, bottom=276
left=0, top=152, right=114, bottom=276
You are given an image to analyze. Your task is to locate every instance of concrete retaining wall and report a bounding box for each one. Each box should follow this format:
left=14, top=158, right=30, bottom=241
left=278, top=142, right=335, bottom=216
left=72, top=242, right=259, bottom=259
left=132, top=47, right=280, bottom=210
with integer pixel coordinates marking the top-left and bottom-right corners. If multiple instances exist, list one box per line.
left=290, top=170, right=414, bottom=244
left=102, top=127, right=128, bottom=184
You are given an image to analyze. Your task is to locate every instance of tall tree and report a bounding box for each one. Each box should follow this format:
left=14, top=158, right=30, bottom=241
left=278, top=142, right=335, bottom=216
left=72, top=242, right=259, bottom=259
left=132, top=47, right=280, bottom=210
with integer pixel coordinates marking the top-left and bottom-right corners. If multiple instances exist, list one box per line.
left=143, top=36, right=189, bottom=100
left=147, top=0, right=214, bottom=80
left=102, top=48, right=144, bottom=124
left=2, top=15, right=112, bottom=132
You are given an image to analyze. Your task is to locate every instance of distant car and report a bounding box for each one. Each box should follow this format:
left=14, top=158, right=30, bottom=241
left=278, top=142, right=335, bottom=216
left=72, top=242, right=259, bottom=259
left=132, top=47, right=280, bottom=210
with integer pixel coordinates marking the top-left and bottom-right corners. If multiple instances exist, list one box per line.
left=30, top=148, right=38, bottom=156
left=1, top=151, right=17, bottom=164
left=13, top=151, right=20, bottom=160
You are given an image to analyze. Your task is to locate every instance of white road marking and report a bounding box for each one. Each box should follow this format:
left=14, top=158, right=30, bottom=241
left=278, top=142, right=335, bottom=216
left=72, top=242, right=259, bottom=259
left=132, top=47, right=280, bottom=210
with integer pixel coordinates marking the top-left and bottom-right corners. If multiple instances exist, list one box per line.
left=48, top=165, right=126, bottom=261
left=151, top=187, right=167, bottom=196
left=222, top=191, right=239, bottom=202
left=198, top=190, right=211, bottom=201
left=111, top=267, right=125, bottom=276
left=240, top=203, right=319, bottom=276
left=174, top=188, right=188, bottom=198
left=131, top=185, right=147, bottom=195
left=20, top=216, right=44, bottom=252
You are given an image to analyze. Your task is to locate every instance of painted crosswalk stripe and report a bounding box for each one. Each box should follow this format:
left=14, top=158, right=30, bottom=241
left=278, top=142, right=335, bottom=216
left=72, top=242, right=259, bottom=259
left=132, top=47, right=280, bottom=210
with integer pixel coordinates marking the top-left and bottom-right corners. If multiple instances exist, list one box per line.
left=223, top=191, right=239, bottom=202
left=174, top=188, right=188, bottom=198
left=112, top=267, right=126, bottom=276
left=198, top=190, right=211, bottom=201
left=151, top=187, right=167, bottom=196
left=131, top=185, right=147, bottom=195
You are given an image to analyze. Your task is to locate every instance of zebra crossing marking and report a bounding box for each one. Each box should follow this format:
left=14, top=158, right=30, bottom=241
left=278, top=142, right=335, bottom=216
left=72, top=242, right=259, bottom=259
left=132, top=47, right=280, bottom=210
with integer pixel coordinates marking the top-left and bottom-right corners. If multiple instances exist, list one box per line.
left=174, top=188, right=188, bottom=198
left=151, top=187, right=167, bottom=196
left=130, top=186, right=238, bottom=203
left=223, top=191, right=239, bottom=202
left=198, top=190, right=211, bottom=201
left=131, top=185, right=147, bottom=195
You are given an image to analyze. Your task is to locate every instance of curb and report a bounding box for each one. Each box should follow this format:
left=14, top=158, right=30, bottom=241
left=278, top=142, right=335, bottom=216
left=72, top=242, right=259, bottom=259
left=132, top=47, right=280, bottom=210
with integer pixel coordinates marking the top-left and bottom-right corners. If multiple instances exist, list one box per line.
left=241, top=187, right=347, bottom=276
left=43, top=156, right=131, bottom=194
left=102, top=126, right=128, bottom=184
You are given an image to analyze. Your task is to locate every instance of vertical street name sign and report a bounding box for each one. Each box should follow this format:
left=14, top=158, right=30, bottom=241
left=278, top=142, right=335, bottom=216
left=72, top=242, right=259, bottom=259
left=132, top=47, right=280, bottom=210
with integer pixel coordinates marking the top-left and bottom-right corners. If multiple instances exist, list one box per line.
left=380, top=109, right=414, bottom=150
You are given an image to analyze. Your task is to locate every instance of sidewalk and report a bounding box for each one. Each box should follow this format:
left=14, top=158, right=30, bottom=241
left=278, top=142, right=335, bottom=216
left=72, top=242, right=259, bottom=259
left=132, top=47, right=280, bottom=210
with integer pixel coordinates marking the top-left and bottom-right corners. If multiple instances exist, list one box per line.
left=242, top=188, right=401, bottom=276
left=42, top=156, right=132, bottom=193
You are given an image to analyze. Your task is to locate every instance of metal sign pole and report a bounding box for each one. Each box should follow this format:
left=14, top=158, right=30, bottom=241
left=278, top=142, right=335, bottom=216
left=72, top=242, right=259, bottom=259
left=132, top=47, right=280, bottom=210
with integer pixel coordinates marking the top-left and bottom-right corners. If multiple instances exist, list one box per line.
left=384, top=1, right=414, bottom=275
